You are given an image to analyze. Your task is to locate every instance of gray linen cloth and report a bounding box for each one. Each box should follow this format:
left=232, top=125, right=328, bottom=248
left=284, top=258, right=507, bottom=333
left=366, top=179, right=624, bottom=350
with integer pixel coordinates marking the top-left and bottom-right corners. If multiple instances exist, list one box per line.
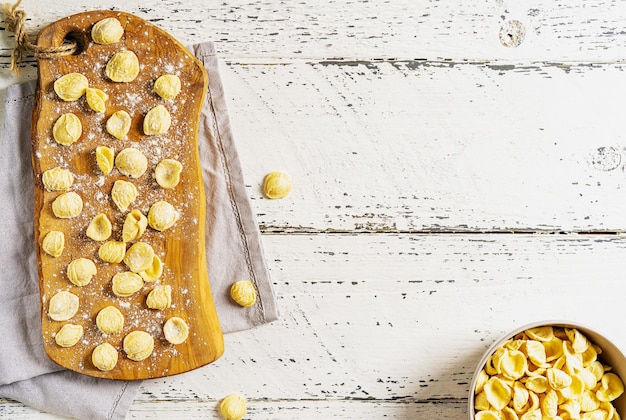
left=0, top=41, right=278, bottom=419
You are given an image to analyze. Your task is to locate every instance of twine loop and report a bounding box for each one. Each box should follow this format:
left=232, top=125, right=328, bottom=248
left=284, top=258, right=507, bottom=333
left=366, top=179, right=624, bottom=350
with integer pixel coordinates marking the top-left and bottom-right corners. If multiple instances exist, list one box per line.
left=3, top=0, right=77, bottom=74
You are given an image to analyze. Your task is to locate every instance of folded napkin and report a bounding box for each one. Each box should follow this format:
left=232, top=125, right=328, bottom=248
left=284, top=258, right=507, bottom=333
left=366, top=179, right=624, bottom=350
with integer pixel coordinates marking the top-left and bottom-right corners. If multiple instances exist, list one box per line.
left=0, top=41, right=278, bottom=419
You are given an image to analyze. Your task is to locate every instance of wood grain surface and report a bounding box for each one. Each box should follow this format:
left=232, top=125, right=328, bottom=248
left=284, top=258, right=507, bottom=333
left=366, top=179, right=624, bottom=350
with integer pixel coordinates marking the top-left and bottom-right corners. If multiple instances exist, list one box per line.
left=31, top=10, right=223, bottom=380
left=2, top=0, right=626, bottom=418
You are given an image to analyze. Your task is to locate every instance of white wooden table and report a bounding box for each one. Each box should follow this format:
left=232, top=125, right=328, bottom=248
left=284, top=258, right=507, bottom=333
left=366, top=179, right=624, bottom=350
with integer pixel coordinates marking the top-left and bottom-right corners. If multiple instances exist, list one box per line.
left=2, top=1, right=626, bottom=418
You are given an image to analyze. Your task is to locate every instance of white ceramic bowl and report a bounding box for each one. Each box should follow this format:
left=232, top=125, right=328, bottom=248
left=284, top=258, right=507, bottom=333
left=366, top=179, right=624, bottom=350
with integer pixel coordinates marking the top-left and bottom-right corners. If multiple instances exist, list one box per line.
left=468, top=321, right=626, bottom=419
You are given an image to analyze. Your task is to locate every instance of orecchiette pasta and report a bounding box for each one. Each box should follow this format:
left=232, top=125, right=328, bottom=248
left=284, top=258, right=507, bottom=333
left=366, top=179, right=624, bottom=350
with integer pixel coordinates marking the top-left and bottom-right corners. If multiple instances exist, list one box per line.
left=230, top=280, right=256, bottom=307
left=138, top=255, right=162, bottom=282
left=111, top=180, right=137, bottom=212
left=115, top=147, right=148, bottom=179
left=153, top=74, right=181, bottom=100
left=54, top=323, right=83, bottom=347
left=123, top=242, right=155, bottom=273
left=54, top=73, right=88, bottom=101
left=85, top=87, right=108, bottom=112
left=163, top=317, right=189, bottom=345
left=92, top=342, right=118, bottom=371
left=91, top=17, right=124, bottom=45
left=143, top=104, right=171, bottom=135
left=53, top=113, right=82, bottom=145
left=86, top=213, right=112, bottom=241
left=48, top=290, right=79, bottom=321
left=52, top=191, right=83, bottom=218
left=147, top=200, right=179, bottom=231
left=98, top=241, right=127, bottom=264
left=96, top=306, right=125, bottom=334
left=123, top=330, right=154, bottom=361
left=146, top=285, right=172, bottom=310
left=42, top=167, right=74, bottom=191
left=41, top=231, right=65, bottom=257
left=106, top=110, right=131, bottom=139
left=67, top=258, right=97, bottom=287
left=112, top=271, right=144, bottom=297
left=122, top=209, right=147, bottom=242
left=154, top=159, right=182, bottom=189
left=106, top=50, right=139, bottom=82
left=95, top=146, right=115, bottom=175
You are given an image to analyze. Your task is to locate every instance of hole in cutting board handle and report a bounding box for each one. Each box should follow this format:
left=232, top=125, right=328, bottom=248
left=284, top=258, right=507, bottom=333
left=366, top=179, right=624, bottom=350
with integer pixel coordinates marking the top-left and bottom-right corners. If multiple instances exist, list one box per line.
left=63, top=31, right=87, bottom=55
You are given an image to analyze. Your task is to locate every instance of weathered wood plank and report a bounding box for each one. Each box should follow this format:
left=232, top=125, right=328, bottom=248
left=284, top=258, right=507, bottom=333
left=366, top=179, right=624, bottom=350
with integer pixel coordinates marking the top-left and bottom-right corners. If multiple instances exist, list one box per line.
left=3, top=0, right=626, bottom=66
left=2, top=233, right=626, bottom=417
left=133, top=234, right=626, bottom=407
left=223, top=61, right=626, bottom=232
left=0, top=398, right=465, bottom=419
left=127, top=399, right=467, bottom=419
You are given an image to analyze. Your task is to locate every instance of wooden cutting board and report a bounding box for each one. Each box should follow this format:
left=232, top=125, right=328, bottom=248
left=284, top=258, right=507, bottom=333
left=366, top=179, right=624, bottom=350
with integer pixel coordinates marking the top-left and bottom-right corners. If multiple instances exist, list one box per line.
left=31, top=10, right=224, bottom=379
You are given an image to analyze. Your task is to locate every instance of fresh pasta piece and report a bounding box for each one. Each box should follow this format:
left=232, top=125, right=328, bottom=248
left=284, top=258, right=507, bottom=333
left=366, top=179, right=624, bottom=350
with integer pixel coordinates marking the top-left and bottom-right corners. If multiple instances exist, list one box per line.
left=220, top=393, right=247, bottom=420
left=112, top=271, right=144, bottom=297
left=566, top=328, right=591, bottom=354
left=230, top=280, right=256, bottom=307
left=147, top=200, right=178, bottom=231
left=106, top=110, right=131, bottom=139
left=525, top=375, right=548, bottom=394
left=526, top=326, right=554, bottom=342
left=95, top=146, right=115, bottom=175
left=123, top=242, right=155, bottom=273
left=92, top=342, right=118, bottom=371
left=596, top=373, right=624, bottom=402
left=163, top=317, right=189, bottom=345
left=111, top=180, right=137, bottom=212
left=98, top=241, right=127, bottom=264
left=42, top=167, right=74, bottom=191
left=146, top=285, right=171, bottom=310
left=474, top=392, right=490, bottom=411
left=499, top=349, right=526, bottom=380
left=52, top=191, right=83, bottom=218
left=54, top=73, right=88, bottom=101
left=154, top=159, right=182, bottom=189
left=85, top=87, right=108, bottom=112
left=41, top=231, right=64, bottom=257
left=86, top=213, right=112, bottom=241
left=115, top=147, right=148, bottom=179
left=105, top=50, right=139, bottom=82
left=121, top=209, right=147, bottom=242
left=153, top=74, right=181, bottom=100
left=123, top=330, right=154, bottom=361
left=67, top=258, right=97, bottom=287
left=547, top=367, right=572, bottom=390
left=48, top=290, right=79, bottom=321
left=560, top=399, right=582, bottom=419
left=53, top=113, right=82, bottom=145
left=474, top=411, right=501, bottom=420
left=511, top=381, right=529, bottom=412
left=91, top=17, right=123, bottom=44
left=263, top=171, right=292, bottom=199
left=96, top=306, right=125, bottom=334
left=54, top=323, right=83, bottom=347
left=143, top=104, right=171, bottom=135
left=483, top=377, right=511, bottom=411
left=139, top=255, right=163, bottom=282
left=542, top=337, right=563, bottom=362
left=581, top=390, right=601, bottom=411
left=561, top=372, right=585, bottom=400
left=523, top=340, right=547, bottom=367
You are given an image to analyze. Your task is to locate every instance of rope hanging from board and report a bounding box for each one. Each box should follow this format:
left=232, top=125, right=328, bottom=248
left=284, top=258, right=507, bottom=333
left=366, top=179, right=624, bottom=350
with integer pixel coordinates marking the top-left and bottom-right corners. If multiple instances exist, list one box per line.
left=3, top=0, right=77, bottom=75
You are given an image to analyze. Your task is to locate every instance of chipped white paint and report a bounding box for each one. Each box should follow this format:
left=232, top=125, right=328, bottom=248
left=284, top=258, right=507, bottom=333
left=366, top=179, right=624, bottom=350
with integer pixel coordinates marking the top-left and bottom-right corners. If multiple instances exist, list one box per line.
left=2, top=0, right=626, bottom=419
